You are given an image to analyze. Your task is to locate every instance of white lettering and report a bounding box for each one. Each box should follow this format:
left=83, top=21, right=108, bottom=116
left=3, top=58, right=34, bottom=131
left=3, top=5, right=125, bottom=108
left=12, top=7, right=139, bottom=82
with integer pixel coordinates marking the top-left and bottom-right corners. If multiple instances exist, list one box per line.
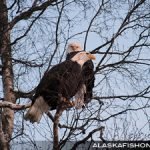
left=102, top=143, right=107, bottom=148
left=140, top=143, right=145, bottom=148
left=92, top=143, right=97, bottom=148
left=134, top=143, right=140, bottom=147
left=118, top=143, right=123, bottom=148
left=146, top=143, right=150, bottom=148
left=122, top=143, right=127, bottom=147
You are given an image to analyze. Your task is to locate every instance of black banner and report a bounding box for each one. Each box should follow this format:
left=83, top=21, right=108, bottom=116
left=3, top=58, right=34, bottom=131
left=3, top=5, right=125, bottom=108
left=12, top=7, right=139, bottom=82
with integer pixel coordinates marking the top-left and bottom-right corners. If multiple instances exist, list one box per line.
left=11, top=141, right=150, bottom=150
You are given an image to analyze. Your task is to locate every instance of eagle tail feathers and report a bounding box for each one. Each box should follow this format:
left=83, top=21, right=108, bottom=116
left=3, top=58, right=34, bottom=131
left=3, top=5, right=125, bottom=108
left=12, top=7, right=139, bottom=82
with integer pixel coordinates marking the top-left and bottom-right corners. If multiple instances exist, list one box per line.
left=24, top=96, right=49, bottom=123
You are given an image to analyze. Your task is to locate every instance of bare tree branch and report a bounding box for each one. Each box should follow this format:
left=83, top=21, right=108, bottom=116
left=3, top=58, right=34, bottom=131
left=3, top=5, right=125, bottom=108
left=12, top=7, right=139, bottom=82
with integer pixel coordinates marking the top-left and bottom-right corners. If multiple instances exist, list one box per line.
left=70, top=126, right=105, bottom=150
left=9, top=0, right=63, bottom=29
left=0, top=101, right=31, bottom=110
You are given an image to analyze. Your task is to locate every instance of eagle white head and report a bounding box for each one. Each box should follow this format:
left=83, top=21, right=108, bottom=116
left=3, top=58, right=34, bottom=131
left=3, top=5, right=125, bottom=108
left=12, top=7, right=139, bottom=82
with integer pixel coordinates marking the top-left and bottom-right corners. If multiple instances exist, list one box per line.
left=71, top=51, right=96, bottom=67
left=66, top=42, right=83, bottom=54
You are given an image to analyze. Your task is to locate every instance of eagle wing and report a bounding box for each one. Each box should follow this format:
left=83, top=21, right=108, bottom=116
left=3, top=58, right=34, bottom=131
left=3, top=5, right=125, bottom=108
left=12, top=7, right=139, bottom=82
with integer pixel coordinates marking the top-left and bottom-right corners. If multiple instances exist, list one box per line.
left=66, top=52, right=95, bottom=105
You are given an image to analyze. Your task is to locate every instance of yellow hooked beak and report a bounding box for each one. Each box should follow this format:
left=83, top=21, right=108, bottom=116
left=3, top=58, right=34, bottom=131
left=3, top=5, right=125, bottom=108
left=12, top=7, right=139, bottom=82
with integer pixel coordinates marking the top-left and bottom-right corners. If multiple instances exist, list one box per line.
left=87, top=53, right=96, bottom=60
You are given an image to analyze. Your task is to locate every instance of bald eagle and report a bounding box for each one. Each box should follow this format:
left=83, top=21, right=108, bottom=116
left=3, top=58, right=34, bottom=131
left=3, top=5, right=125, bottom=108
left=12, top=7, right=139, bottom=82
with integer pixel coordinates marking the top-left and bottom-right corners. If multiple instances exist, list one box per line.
left=66, top=42, right=95, bottom=108
left=24, top=51, right=96, bottom=123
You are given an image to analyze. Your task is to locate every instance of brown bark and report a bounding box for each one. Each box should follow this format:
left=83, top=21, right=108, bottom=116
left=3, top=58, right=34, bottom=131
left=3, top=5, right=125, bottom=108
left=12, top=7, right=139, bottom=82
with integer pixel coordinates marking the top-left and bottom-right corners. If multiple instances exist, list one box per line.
left=0, top=0, right=16, bottom=149
left=53, top=98, right=75, bottom=150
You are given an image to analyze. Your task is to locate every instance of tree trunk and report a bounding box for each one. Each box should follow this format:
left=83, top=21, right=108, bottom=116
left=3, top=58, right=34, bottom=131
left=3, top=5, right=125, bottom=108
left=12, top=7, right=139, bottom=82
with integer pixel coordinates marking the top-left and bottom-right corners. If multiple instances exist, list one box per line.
left=53, top=108, right=64, bottom=150
left=0, top=0, right=16, bottom=149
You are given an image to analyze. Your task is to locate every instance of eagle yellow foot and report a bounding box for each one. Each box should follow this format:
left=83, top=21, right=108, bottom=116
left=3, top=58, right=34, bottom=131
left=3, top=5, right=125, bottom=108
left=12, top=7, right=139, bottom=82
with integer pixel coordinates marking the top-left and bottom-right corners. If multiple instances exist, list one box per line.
left=67, top=101, right=75, bottom=107
left=59, top=97, right=75, bottom=110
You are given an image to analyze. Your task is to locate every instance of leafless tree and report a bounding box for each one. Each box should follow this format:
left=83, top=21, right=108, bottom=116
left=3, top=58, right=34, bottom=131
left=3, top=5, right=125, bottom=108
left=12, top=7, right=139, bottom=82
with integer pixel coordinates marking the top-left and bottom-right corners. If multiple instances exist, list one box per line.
left=0, top=0, right=150, bottom=149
